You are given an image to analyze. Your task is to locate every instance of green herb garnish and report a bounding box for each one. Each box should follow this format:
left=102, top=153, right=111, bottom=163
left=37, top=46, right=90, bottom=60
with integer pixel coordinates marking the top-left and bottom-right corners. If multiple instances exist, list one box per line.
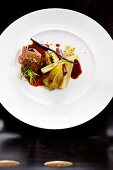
left=20, top=65, right=38, bottom=85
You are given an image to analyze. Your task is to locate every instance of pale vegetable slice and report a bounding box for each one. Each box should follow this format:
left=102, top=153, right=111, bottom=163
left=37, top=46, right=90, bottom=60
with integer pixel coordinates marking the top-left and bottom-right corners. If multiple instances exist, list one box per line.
left=41, top=54, right=78, bottom=74
left=41, top=62, right=59, bottom=73
left=59, top=62, right=73, bottom=89
left=48, top=51, right=59, bottom=63
left=64, top=45, right=75, bottom=57
left=59, top=54, right=78, bottom=88
left=60, top=54, right=78, bottom=65
left=45, top=52, right=52, bottom=65
left=43, top=64, right=63, bottom=90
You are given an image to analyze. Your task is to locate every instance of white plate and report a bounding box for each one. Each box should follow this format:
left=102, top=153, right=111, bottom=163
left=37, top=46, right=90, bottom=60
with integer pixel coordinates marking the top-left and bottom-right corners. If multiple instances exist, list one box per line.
left=0, top=8, right=113, bottom=129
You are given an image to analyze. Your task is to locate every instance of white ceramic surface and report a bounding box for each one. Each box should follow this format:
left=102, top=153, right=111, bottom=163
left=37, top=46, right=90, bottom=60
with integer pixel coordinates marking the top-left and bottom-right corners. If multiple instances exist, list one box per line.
left=0, top=8, right=113, bottom=129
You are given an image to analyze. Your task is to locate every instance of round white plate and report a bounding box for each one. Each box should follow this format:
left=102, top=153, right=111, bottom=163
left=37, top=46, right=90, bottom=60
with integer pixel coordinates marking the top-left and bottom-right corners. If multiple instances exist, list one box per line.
left=0, top=8, right=113, bottom=129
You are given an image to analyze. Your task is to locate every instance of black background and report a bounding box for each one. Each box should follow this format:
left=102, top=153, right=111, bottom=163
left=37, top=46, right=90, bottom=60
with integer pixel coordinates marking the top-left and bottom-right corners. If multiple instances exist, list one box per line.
left=0, top=0, right=113, bottom=38
left=0, top=1, right=113, bottom=169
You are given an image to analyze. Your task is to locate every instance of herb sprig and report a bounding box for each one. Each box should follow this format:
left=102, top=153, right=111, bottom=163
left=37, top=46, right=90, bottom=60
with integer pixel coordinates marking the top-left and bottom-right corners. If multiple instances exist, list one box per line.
left=20, top=65, right=38, bottom=84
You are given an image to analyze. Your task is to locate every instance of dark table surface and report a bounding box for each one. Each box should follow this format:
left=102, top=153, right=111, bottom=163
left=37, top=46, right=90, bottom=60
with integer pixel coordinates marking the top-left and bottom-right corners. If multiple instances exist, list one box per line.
left=0, top=0, right=113, bottom=169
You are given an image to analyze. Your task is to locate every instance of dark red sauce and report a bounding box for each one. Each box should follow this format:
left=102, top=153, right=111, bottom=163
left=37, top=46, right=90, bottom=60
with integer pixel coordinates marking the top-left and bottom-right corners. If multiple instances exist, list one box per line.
left=32, top=74, right=46, bottom=86
left=45, top=44, right=49, bottom=48
left=71, top=59, right=82, bottom=79
left=56, top=44, right=60, bottom=47
left=56, top=48, right=59, bottom=52
left=26, top=74, right=46, bottom=87
left=28, top=42, right=46, bottom=56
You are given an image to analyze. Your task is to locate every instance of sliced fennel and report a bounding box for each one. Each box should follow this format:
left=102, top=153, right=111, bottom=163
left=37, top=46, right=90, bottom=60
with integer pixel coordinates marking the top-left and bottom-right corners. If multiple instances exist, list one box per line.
left=48, top=51, right=59, bottom=63
left=45, top=51, right=59, bottom=66
left=45, top=52, right=53, bottom=65
left=59, top=62, right=73, bottom=89
left=43, top=64, right=63, bottom=90
left=41, top=62, right=59, bottom=73
left=41, top=54, right=78, bottom=74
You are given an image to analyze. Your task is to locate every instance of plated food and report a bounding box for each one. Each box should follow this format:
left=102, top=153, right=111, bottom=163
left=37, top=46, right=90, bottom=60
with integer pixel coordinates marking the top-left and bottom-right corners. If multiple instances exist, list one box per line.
left=0, top=8, right=113, bottom=129
left=18, top=39, right=82, bottom=90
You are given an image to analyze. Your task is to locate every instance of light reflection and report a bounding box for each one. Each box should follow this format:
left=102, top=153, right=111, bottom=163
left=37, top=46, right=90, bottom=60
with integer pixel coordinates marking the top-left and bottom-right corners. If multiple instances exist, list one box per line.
left=106, top=126, right=113, bottom=137
left=0, top=119, right=4, bottom=131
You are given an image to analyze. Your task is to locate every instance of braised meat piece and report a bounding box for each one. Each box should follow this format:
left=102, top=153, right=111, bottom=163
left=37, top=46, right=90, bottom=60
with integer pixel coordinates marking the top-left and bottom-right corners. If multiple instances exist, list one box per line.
left=18, top=46, right=43, bottom=73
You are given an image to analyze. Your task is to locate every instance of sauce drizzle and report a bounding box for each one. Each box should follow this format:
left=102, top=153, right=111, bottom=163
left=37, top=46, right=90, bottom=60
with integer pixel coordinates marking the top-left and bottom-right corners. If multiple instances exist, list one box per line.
left=71, top=59, right=82, bottom=79
left=56, top=44, right=60, bottom=47
left=32, top=74, right=46, bottom=87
